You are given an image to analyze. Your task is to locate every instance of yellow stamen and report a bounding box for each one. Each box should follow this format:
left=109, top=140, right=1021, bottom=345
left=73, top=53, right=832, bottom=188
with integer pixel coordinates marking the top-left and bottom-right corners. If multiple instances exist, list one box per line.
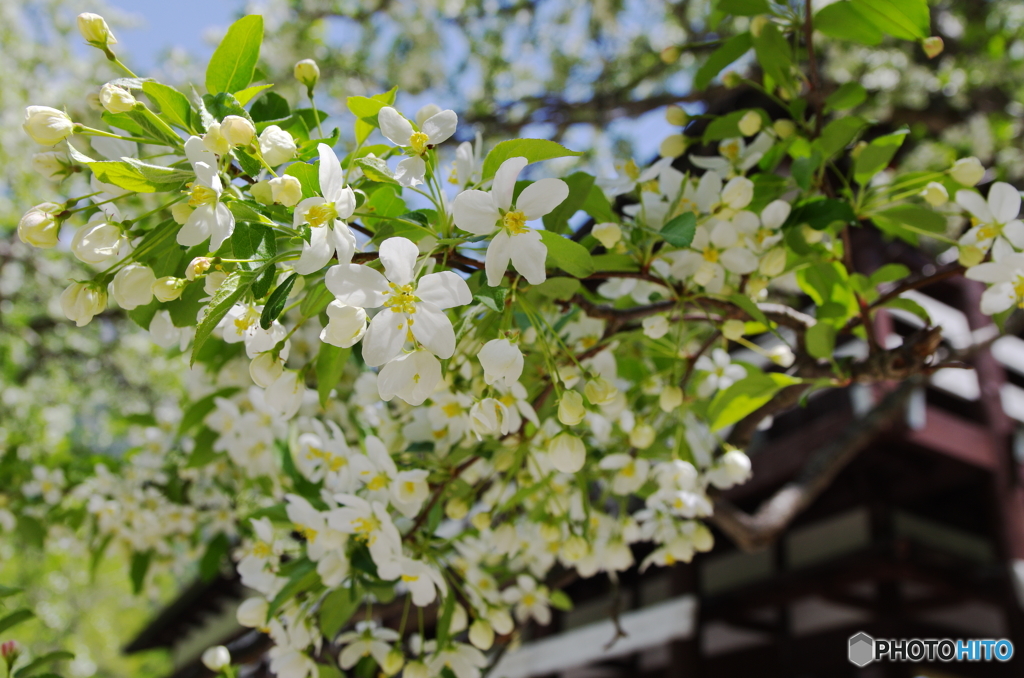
left=297, top=524, right=318, bottom=543
left=502, top=210, right=528, bottom=235
left=702, top=246, right=719, bottom=263
left=401, top=573, right=420, bottom=582
left=410, top=131, right=430, bottom=155
left=720, top=140, right=741, bottom=161
left=384, top=282, right=418, bottom=314
left=187, top=183, right=218, bottom=208
left=306, top=202, right=339, bottom=228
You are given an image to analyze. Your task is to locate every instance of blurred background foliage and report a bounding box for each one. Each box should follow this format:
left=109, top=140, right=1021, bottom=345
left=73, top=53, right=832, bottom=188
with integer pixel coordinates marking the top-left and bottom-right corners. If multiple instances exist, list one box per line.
left=3, top=0, right=1024, bottom=675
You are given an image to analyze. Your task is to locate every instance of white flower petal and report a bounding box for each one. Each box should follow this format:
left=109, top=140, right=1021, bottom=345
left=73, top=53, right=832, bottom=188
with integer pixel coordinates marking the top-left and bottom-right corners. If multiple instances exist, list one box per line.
left=377, top=350, right=442, bottom=405
left=508, top=230, right=547, bottom=285
left=318, top=144, right=345, bottom=203
left=981, top=283, right=1016, bottom=315
left=492, top=157, right=528, bottom=212
left=178, top=206, right=213, bottom=246
left=516, top=178, right=569, bottom=220
left=485, top=231, right=513, bottom=287
left=410, top=302, right=456, bottom=359
left=331, top=223, right=357, bottom=264
left=956, top=189, right=993, bottom=222
left=395, top=156, right=426, bottom=188
left=761, top=200, right=791, bottom=229
left=964, top=262, right=1012, bottom=283
left=378, top=107, right=413, bottom=147
left=326, top=264, right=390, bottom=307
left=720, top=247, right=758, bottom=274
left=422, top=110, right=457, bottom=144
left=989, top=182, right=1022, bottom=223
left=417, top=271, right=472, bottom=309
left=362, top=309, right=408, bottom=366
left=453, top=190, right=500, bottom=235
left=379, top=236, right=419, bottom=286
left=294, top=226, right=334, bottom=274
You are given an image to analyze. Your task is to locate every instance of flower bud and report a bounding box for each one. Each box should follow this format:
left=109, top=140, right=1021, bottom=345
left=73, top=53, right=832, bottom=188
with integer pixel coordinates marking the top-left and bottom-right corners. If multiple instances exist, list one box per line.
left=71, top=219, right=123, bottom=265
left=236, top=597, right=268, bottom=628
left=250, top=352, right=285, bottom=388
left=920, top=181, right=948, bottom=207
left=77, top=12, right=116, bottom=46
left=722, top=71, right=742, bottom=88
left=958, top=244, right=985, bottom=268
left=479, top=338, right=524, bottom=387
left=488, top=608, right=514, bottom=635
left=773, top=119, right=796, bottom=139
left=722, top=319, right=746, bottom=341
left=707, top=449, right=752, bottom=489
left=251, top=180, right=274, bottom=205
left=259, top=125, right=296, bottom=166
left=469, top=619, right=495, bottom=650
left=642, top=315, right=670, bottom=339
left=659, top=134, right=686, bottom=158
left=801, top=224, right=824, bottom=244
left=922, top=36, right=944, bottom=59
left=404, top=661, right=429, bottom=678
left=584, top=377, right=618, bottom=406
left=269, top=175, right=303, bottom=207
left=32, top=151, right=69, bottom=181
left=849, top=140, right=868, bottom=160
left=171, top=203, right=194, bottom=225
left=549, top=433, right=586, bottom=473
left=629, top=423, right=656, bottom=449
left=738, top=110, right=762, bottom=136
left=693, top=523, right=714, bottom=552
left=99, top=83, right=136, bottom=114
left=152, top=276, right=185, bottom=302
left=659, top=386, right=683, bottom=412
left=221, top=115, right=256, bottom=147
left=665, top=105, right=688, bottom=127
left=750, top=15, right=770, bottom=38
left=416, top=104, right=442, bottom=128
left=445, top=497, right=469, bottom=520
left=660, top=46, right=680, bottom=64
left=112, top=264, right=155, bottom=310
left=23, top=106, right=74, bottom=145
left=759, top=247, right=787, bottom=277
left=382, top=649, right=405, bottom=675
left=320, top=301, right=368, bottom=348
left=561, top=535, right=589, bottom=562
left=186, top=257, right=212, bottom=281
left=203, top=123, right=230, bottom=155
left=201, top=646, right=231, bottom=672
left=61, top=282, right=106, bottom=326
left=592, top=222, right=622, bottom=249
left=18, top=202, right=62, bottom=248
left=557, top=390, right=586, bottom=426
left=951, top=157, right=985, bottom=186
left=1, top=641, right=21, bottom=667
left=471, top=511, right=491, bottom=531
left=294, top=59, right=320, bottom=89
left=769, top=345, right=795, bottom=368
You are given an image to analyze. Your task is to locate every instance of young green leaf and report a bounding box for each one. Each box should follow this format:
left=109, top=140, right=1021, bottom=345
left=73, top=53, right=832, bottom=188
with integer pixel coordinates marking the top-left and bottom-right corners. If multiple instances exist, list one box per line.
left=481, top=139, right=583, bottom=181
left=853, top=130, right=909, bottom=184
left=355, top=156, right=399, bottom=185
left=317, top=344, right=352, bottom=408
left=853, top=0, right=929, bottom=41
left=814, top=1, right=883, bottom=46
left=539, top=230, right=596, bottom=278
left=805, top=321, right=836, bottom=360
left=130, top=550, right=152, bottom=595
left=319, top=584, right=362, bottom=640
left=694, top=32, right=753, bottom=91
left=0, top=609, right=34, bottom=635
left=142, top=82, right=196, bottom=132
left=87, top=160, right=192, bottom=193
left=707, top=372, right=801, bottom=431
left=205, top=15, right=264, bottom=95
left=191, top=271, right=256, bottom=365
left=260, top=273, right=297, bottom=329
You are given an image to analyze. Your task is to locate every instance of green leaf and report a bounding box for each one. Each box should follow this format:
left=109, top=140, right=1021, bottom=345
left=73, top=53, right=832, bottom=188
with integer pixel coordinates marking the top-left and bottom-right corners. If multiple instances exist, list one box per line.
left=818, top=116, right=866, bottom=158
left=191, top=271, right=256, bottom=365
left=728, top=293, right=771, bottom=327
left=235, top=84, right=273, bottom=106
left=205, top=15, right=264, bottom=95
left=814, top=2, right=883, bottom=46
left=852, top=0, right=929, bottom=41
left=785, top=198, right=857, bottom=230
left=260, top=273, right=297, bottom=328
left=475, top=285, right=509, bottom=312
left=178, top=387, right=240, bottom=436
left=251, top=92, right=291, bottom=123
left=533, top=278, right=581, bottom=300
left=481, top=139, right=582, bottom=181
left=286, top=162, right=321, bottom=200
left=234, top=147, right=263, bottom=178
left=130, top=550, right=152, bottom=594
left=316, top=344, right=351, bottom=408
left=318, top=663, right=345, bottom=678
left=203, top=92, right=252, bottom=123
left=853, top=130, right=909, bottom=184
left=319, top=585, right=361, bottom=640
left=825, top=83, right=867, bottom=112
left=752, top=23, right=793, bottom=88
left=581, top=183, right=616, bottom=224
left=14, top=651, right=75, bottom=678
left=796, top=261, right=858, bottom=324
left=0, top=609, right=34, bottom=635
left=718, top=0, right=770, bottom=15
left=87, top=159, right=192, bottom=193
left=707, top=372, right=801, bottom=431
left=875, top=205, right=946, bottom=235
left=805, top=322, right=836, bottom=360
left=695, top=32, right=753, bottom=91
left=301, top=281, right=334, bottom=317
left=543, top=172, right=596, bottom=234
left=592, top=254, right=640, bottom=272
left=869, top=263, right=910, bottom=286
left=661, top=212, right=697, bottom=247
left=199, top=532, right=230, bottom=582
left=539, top=230, right=595, bottom=278
left=435, top=590, right=457, bottom=647
left=355, top=156, right=399, bottom=185
left=142, top=82, right=195, bottom=132
left=231, top=222, right=277, bottom=266
left=0, top=585, right=22, bottom=598
left=549, top=589, right=574, bottom=611
left=703, top=109, right=753, bottom=143
left=883, top=297, right=930, bottom=324
left=268, top=559, right=319, bottom=617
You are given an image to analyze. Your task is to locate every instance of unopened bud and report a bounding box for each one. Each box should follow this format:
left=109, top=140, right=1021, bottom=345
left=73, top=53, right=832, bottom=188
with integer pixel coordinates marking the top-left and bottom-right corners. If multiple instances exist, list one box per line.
left=381, top=649, right=405, bottom=675
left=738, top=110, right=762, bottom=136
left=659, top=134, right=687, bottom=158
left=921, top=181, right=948, bottom=207
left=294, top=59, right=320, bottom=89
left=773, top=119, right=796, bottom=139
left=220, top=115, right=255, bottom=147
left=659, top=386, right=683, bottom=412
left=23, top=106, right=74, bottom=146
left=251, top=180, right=274, bottom=205
left=99, top=83, right=136, bottom=114
left=722, top=319, right=746, bottom=341
left=950, top=157, right=985, bottom=187
left=723, top=71, right=743, bottom=88
left=77, top=13, right=116, bottom=47
left=558, top=390, right=586, bottom=426
left=629, top=423, right=656, bottom=449
left=18, top=202, right=63, bottom=248
left=584, top=377, right=618, bottom=406
left=660, top=46, right=680, bottom=64
left=201, top=646, right=231, bottom=672
left=445, top=497, right=469, bottom=520
left=469, top=619, right=495, bottom=650
left=922, top=36, right=944, bottom=59
left=665, top=105, right=689, bottom=127
left=152, top=276, right=185, bottom=302
left=769, top=345, right=795, bottom=367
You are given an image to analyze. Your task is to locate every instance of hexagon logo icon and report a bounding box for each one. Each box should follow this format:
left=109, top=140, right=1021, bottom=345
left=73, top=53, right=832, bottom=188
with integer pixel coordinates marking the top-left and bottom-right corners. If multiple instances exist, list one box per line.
left=848, top=632, right=875, bottom=667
